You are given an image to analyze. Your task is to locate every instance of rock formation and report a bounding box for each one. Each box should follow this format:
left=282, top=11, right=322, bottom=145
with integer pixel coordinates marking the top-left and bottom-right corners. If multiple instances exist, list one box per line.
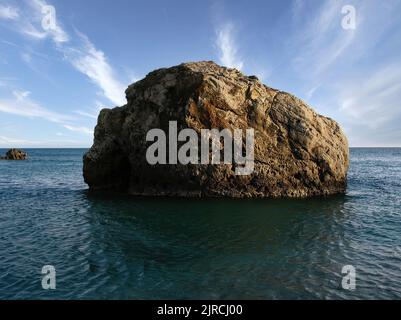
left=0, top=149, right=28, bottom=160
left=83, top=61, right=349, bottom=197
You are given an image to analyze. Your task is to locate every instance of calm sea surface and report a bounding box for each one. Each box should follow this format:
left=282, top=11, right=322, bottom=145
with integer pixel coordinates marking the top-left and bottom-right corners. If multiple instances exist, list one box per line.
left=0, top=148, right=400, bottom=299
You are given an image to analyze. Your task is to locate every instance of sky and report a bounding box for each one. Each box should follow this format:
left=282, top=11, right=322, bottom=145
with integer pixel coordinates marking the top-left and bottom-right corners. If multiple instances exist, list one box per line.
left=0, top=0, right=401, bottom=147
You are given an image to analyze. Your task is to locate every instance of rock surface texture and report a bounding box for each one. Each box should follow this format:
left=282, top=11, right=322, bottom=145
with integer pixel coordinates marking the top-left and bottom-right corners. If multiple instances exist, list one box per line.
left=0, top=149, right=28, bottom=160
left=83, top=61, right=349, bottom=197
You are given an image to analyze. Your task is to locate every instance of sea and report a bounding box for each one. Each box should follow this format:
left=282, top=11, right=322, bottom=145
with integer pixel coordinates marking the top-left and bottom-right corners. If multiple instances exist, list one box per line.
left=0, top=148, right=400, bottom=299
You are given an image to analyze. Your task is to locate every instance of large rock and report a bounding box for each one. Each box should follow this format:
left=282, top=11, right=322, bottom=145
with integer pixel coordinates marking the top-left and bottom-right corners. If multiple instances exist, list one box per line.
left=83, top=61, right=349, bottom=197
left=0, top=149, right=28, bottom=160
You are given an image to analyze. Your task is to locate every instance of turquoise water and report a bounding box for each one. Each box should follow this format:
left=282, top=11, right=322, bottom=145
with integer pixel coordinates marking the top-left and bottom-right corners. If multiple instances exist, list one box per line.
left=0, top=148, right=400, bottom=299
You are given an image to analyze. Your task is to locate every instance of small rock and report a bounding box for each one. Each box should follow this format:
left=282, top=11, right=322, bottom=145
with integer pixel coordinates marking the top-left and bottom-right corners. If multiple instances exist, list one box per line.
left=1, top=149, right=28, bottom=160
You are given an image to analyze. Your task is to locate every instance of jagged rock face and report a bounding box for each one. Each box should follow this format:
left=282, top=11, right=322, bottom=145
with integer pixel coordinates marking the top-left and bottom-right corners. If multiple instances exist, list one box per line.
left=0, top=149, right=28, bottom=160
left=83, top=61, right=349, bottom=197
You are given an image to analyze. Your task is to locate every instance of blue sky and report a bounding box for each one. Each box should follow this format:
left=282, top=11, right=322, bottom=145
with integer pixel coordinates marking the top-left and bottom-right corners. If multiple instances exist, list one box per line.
left=0, top=0, right=401, bottom=147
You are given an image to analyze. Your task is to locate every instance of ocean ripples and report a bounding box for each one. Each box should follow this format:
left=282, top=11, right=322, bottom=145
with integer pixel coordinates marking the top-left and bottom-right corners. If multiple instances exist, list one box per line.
left=0, top=148, right=400, bottom=299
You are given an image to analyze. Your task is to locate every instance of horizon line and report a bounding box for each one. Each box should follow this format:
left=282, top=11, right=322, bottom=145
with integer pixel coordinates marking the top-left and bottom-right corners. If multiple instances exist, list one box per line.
left=1, top=146, right=401, bottom=149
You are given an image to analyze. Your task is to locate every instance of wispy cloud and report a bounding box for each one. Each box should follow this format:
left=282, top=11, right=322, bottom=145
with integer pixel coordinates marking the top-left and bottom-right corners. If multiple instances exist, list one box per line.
left=63, top=124, right=93, bottom=135
left=2, top=0, right=126, bottom=106
left=0, top=87, right=96, bottom=137
left=26, top=0, right=69, bottom=43
left=290, top=0, right=401, bottom=80
left=339, top=63, right=401, bottom=128
left=74, top=100, right=107, bottom=120
left=288, top=0, right=401, bottom=146
left=305, top=85, right=320, bottom=100
left=0, top=135, right=38, bottom=145
left=28, top=0, right=125, bottom=105
left=64, top=32, right=126, bottom=106
left=0, top=90, right=73, bottom=123
left=13, top=90, right=31, bottom=100
left=215, top=22, right=244, bottom=70
left=1, top=0, right=68, bottom=43
left=20, top=21, right=48, bottom=40
left=0, top=5, right=19, bottom=20
left=290, top=0, right=355, bottom=77
left=74, top=110, right=98, bottom=119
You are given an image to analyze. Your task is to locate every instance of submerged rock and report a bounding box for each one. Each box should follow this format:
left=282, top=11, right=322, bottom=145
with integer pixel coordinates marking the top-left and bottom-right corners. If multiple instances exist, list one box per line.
left=83, top=61, right=349, bottom=197
left=0, top=149, right=28, bottom=160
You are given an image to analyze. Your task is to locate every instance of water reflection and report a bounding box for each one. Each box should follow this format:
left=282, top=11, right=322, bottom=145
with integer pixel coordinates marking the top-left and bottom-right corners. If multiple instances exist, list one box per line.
left=80, top=193, right=354, bottom=299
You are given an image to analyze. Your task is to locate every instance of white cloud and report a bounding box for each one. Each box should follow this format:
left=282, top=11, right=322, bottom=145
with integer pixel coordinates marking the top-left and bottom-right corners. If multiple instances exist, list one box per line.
left=20, top=21, right=48, bottom=40
left=287, top=0, right=401, bottom=146
left=27, top=0, right=69, bottom=43
left=306, top=85, right=320, bottom=99
left=0, top=0, right=127, bottom=144
left=13, top=90, right=31, bottom=100
left=215, top=22, right=244, bottom=70
left=63, top=125, right=93, bottom=135
left=64, top=33, right=126, bottom=106
left=26, top=0, right=126, bottom=105
left=339, top=63, right=401, bottom=128
left=0, top=90, right=73, bottom=123
left=2, top=1, right=68, bottom=43
left=94, top=100, right=106, bottom=111
left=0, top=5, right=19, bottom=20
left=291, top=0, right=401, bottom=80
left=0, top=135, right=36, bottom=144
left=0, top=87, right=97, bottom=137
left=291, top=0, right=356, bottom=76
left=2, top=0, right=125, bottom=106
left=74, top=110, right=98, bottom=119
